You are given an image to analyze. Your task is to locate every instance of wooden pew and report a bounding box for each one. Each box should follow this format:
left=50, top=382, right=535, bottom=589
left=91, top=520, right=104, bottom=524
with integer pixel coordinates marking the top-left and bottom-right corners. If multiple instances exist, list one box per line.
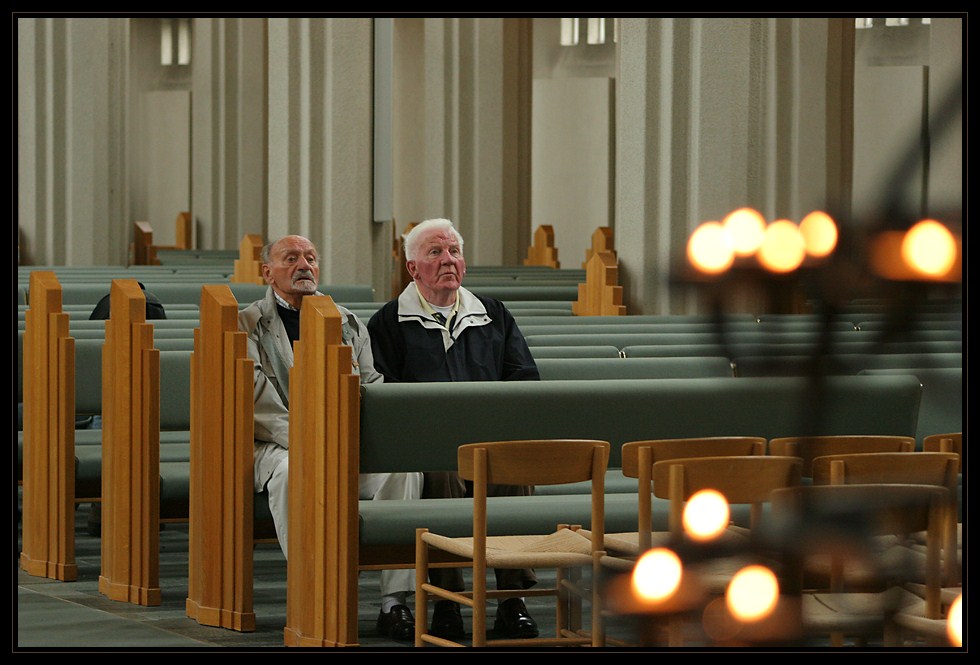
left=20, top=271, right=77, bottom=581
left=583, top=226, right=616, bottom=267
left=231, top=233, right=265, bottom=284
left=277, top=310, right=923, bottom=645
left=44, top=288, right=930, bottom=646
left=572, top=251, right=626, bottom=316
left=524, top=224, right=560, bottom=268
left=186, top=284, right=256, bottom=632
left=98, top=279, right=161, bottom=606
left=132, top=221, right=156, bottom=266
left=131, top=213, right=193, bottom=266
left=284, top=296, right=361, bottom=646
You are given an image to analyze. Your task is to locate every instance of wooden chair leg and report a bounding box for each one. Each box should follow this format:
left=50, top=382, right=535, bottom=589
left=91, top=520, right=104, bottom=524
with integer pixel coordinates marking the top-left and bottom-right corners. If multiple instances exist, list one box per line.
left=415, top=529, right=429, bottom=647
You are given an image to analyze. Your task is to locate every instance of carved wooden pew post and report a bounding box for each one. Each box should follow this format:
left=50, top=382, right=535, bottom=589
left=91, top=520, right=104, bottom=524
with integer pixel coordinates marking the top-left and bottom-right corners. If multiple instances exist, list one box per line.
left=174, top=211, right=193, bottom=250
left=98, top=279, right=161, bottom=605
left=20, top=271, right=77, bottom=582
left=283, top=296, right=361, bottom=647
left=232, top=233, right=266, bottom=284
left=524, top=224, right=561, bottom=268
left=572, top=250, right=627, bottom=316
left=582, top=226, right=616, bottom=268
left=186, top=285, right=256, bottom=631
left=132, top=221, right=155, bottom=265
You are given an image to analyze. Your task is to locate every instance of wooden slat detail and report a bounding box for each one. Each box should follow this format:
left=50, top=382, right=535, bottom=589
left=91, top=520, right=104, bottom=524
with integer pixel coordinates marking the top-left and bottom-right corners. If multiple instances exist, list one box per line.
left=20, top=271, right=78, bottom=581
left=186, top=284, right=256, bottom=631
left=582, top=226, right=616, bottom=268
left=283, top=296, right=360, bottom=647
left=524, top=224, right=560, bottom=268
left=572, top=250, right=627, bottom=316
left=98, top=279, right=161, bottom=605
left=231, top=233, right=266, bottom=284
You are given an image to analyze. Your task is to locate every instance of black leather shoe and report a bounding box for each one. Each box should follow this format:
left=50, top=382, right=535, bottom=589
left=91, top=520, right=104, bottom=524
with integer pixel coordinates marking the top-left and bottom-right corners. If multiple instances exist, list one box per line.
left=430, top=600, right=465, bottom=639
left=493, top=598, right=539, bottom=639
left=376, top=604, right=415, bottom=642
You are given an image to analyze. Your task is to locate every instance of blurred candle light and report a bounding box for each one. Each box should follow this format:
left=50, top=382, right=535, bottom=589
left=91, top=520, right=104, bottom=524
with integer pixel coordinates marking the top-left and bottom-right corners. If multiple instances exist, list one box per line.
left=683, top=489, right=730, bottom=542
left=901, top=219, right=957, bottom=278
left=687, top=221, right=735, bottom=274
left=757, top=219, right=806, bottom=273
left=632, top=548, right=683, bottom=603
left=799, top=211, right=838, bottom=258
left=722, top=207, right=767, bottom=257
left=947, top=593, right=962, bottom=646
left=726, top=565, right=779, bottom=622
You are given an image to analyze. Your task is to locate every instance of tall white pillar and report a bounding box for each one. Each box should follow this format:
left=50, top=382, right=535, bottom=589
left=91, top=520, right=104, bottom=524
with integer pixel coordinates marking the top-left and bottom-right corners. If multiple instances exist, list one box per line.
left=18, top=18, right=129, bottom=266
left=616, top=17, right=843, bottom=314
left=191, top=18, right=267, bottom=252
left=267, top=18, right=376, bottom=286
left=392, top=17, right=530, bottom=266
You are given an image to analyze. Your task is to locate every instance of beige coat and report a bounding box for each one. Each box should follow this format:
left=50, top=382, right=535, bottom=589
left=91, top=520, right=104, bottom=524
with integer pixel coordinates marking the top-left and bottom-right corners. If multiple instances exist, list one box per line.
left=238, top=286, right=381, bottom=492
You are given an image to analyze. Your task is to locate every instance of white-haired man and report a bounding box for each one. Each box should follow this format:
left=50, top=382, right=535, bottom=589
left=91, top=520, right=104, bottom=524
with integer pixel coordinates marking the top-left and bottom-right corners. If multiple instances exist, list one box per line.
left=368, top=219, right=541, bottom=640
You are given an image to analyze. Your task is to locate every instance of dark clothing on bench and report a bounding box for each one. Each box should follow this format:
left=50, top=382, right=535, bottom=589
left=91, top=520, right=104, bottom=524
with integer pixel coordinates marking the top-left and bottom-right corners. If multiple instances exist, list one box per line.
left=369, top=282, right=540, bottom=591
left=368, top=285, right=539, bottom=384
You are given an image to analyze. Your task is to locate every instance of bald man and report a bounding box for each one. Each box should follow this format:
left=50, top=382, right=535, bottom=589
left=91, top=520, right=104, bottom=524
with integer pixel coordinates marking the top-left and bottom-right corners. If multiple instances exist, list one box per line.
left=239, top=235, right=422, bottom=642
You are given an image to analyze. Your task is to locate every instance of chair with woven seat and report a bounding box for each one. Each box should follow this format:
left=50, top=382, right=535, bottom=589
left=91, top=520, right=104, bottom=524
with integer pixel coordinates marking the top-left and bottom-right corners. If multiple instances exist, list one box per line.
left=768, top=435, right=915, bottom=479
left=595, top=453, right=802, bottom=647
left=807, top=451, right=960, bottom=647
left=414, top=439, right=609, bottom=648
left=602, top=437, right=768, bottom=557
left=920, top=432, right=962, bottom=586
left=810, top=450, right=960, bottom=585
left=770, top=483, right=950, bottom=647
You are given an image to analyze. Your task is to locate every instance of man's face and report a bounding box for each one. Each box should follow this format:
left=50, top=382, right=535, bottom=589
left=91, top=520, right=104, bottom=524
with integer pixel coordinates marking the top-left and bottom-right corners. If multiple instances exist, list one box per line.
left=408, top=229, right=466, bottom=305
left=263, top=235, right=320, bottom=308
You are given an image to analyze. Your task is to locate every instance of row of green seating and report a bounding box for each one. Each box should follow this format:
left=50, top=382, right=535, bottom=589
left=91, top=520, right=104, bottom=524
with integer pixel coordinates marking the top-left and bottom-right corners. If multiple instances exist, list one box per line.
left=18, top=275, right=960, bottom=642
left=18, top=340, right=960, bottom=524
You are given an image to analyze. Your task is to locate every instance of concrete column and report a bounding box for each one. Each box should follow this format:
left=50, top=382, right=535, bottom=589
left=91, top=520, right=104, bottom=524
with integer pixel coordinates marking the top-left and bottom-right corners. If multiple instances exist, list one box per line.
left=616, top=17, right=840, bottom=314
left=17, top=18, right=128, bottom=266
left=392, top=17, right=530, bottom=266
left=191, top=18, right=267, bottom=251
left=266, top=18, right=375, bottom=286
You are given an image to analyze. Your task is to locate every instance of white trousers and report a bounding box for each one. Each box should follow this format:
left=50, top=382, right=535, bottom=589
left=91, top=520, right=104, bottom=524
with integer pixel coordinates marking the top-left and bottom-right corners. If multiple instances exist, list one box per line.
left=263, top=447, right=422, bottom=597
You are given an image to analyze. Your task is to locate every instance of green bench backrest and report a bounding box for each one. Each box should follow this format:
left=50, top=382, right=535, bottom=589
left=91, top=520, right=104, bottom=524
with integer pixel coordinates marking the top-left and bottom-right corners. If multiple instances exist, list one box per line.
left=535, top=356, right=734, bottom=380
left=358, top=374, right=922, bottom=474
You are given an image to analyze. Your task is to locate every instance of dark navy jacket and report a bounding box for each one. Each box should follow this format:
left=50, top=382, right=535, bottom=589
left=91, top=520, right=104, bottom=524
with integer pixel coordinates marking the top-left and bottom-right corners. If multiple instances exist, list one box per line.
left=368, top=283, right=539, bottom=383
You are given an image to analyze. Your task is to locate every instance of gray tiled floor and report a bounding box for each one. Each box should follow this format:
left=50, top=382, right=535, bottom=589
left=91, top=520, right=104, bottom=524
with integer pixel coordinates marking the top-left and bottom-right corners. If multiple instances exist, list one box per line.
left=15, top=499, right=572, bottom=651
left=16, top=494, right=933, bottom=651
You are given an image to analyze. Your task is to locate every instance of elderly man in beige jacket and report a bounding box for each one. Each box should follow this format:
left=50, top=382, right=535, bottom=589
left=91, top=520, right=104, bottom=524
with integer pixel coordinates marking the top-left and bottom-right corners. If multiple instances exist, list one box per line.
left=239, top=234, right=422, bottom=642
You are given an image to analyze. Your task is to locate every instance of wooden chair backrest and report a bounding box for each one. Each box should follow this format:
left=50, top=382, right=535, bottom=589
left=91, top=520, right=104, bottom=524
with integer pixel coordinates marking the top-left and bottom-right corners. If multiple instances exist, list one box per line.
left=810, top=451, right=958, bottom=491
left=652, top=455, right=803, bottom=535
left=923, top=432, right=962, bottom=472
left=770, top=483, right=948, bottom=619
left=769, top=435, right=915, bottom=477
left=622, top=437, right=766, bottom=479
left=458, top=439, right=609, bottom=488
left=458, top=439, right=609, bottom=552
left=811, top=450, right=960, bottom=587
